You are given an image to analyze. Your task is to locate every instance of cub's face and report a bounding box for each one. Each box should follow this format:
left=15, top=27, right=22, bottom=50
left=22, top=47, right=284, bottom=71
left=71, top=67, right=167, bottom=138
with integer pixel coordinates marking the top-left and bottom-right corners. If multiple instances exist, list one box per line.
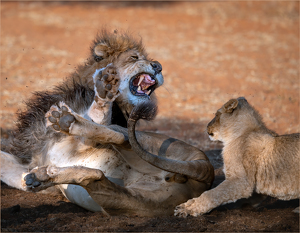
left=207, top=97, right=259, bottom=143
left=207, top=110, right=223, bottom=142
left=207, top=98, right=240, bottom=143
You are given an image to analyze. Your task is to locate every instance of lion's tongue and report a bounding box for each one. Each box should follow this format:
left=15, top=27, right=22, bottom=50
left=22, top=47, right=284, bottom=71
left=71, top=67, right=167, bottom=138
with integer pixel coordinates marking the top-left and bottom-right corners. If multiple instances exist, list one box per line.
left=140, top=75, right=155, bottom=90
left=135, top=74, right=155, bottom=93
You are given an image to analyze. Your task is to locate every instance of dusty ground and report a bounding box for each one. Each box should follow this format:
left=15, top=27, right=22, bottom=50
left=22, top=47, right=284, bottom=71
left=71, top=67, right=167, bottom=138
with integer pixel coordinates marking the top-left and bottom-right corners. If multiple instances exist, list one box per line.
left=1, top=1, right=299, bottom=232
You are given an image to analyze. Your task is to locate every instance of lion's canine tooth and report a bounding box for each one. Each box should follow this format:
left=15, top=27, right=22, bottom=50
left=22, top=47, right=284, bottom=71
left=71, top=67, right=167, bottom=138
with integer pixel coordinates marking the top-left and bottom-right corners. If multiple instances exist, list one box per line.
left=137, top=86, right=142, bottom=91
left=138, top=76, right=144, bottom=86
left=145, top=90, right=151, bottom=95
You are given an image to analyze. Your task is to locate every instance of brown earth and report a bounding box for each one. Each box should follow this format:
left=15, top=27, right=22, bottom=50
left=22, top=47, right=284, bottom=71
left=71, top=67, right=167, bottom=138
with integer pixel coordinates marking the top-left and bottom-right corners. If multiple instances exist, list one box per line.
left=1, top=1, right=299, bottom=232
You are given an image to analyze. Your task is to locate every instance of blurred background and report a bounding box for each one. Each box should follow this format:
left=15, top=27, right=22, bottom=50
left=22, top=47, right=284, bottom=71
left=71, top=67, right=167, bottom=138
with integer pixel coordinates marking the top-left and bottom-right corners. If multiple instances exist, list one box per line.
left=1, top=1, right=299, bottom=151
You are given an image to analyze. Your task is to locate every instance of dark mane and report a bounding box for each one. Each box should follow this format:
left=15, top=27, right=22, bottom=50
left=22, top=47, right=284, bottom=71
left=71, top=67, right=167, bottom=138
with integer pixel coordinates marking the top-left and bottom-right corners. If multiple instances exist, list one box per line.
left=4, top=79, right=94, bottom=162
left=2, top=30, right=144, bottom=162
left=111, top=102, right=128, bottom=128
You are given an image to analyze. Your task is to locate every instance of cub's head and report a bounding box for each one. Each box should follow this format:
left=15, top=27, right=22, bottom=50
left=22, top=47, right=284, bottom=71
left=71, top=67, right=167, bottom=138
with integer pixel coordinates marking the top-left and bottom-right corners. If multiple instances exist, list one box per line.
left=207, top=97, right=263, bottom=143
left=86, top=29, right=163, bottom=120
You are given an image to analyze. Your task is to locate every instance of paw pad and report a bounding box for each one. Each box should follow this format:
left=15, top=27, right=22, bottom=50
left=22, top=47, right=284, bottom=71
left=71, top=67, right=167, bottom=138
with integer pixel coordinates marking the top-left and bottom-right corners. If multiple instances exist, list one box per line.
left=23, top=166, right=52, bottom=191
left=24, top=173, right=41, bottom=187
left=94, top=65, right=120, bottom=102
left=45, top=103, right=76, bottom=133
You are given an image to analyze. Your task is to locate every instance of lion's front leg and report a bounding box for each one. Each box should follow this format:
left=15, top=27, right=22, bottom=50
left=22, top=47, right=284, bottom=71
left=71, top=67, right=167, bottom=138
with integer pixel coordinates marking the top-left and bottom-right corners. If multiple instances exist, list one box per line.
left=174, top=179, right=253, bottom=217
left=45, top=102, right=125, bottom=145
left=87, top=64, right=120, bottom=125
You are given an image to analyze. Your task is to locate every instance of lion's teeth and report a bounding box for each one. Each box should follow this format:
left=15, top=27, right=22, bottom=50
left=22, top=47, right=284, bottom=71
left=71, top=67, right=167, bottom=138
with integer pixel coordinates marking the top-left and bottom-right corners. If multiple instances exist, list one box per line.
left=145, top=90, right=151, bottom=95
left=137, top=86, right=142, bottom=91
left=138, top=76, right=144, bottom=86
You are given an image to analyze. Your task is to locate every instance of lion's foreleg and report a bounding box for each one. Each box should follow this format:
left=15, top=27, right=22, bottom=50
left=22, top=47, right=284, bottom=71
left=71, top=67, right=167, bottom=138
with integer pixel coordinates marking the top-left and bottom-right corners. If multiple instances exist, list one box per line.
left=0, top=151, right=28, bottom=190
left=175, top=178, right=253, bottom=217
left=86, top=100, right=112, bottom=125
left=69, top=115, right=125, bottom=145
left=45, top=102, right=125, bottom=145
left=86, top=64, right=120, bottom=125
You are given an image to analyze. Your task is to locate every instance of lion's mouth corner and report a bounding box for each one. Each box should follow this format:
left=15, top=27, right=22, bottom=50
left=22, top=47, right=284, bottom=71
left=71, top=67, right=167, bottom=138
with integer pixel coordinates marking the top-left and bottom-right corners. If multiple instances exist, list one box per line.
left=129, top=73, right=157, bottom=97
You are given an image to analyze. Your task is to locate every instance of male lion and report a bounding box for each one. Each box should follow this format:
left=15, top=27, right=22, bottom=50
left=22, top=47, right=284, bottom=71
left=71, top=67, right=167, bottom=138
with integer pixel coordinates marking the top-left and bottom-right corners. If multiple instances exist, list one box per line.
left=1, top=30, right=214, bottom=216
left=175, top=97, right=299, bottom=217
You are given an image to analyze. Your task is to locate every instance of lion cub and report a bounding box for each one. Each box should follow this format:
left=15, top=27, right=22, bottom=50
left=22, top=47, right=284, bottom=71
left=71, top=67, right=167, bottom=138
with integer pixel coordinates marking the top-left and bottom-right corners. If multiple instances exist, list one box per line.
left=175, top=97, right=299, bottom=217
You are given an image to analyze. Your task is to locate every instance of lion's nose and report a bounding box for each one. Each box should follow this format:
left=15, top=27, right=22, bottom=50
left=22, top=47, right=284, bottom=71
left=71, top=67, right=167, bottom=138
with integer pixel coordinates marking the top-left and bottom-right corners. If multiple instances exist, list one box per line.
left=151, top=61, right=162, bottom=74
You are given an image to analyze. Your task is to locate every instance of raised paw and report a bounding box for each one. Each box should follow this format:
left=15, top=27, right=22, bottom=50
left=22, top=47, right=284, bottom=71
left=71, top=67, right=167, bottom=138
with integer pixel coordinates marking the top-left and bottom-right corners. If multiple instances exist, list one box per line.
left=45, top=102, right=76, bottom=133
left=93, top=64, right=120, bottom=103
left=23, top=166, right=53, bottom=192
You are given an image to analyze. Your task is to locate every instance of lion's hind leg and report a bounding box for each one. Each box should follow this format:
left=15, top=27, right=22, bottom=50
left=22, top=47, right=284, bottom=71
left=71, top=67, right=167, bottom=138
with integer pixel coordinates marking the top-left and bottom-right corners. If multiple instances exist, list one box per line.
left=23, top=165, right=158, bottom=215
left=23, top=165, right=109, bottom=213
left=24, top=165, right=104, bottom=192
left=0, top=150, right=28, bottom=191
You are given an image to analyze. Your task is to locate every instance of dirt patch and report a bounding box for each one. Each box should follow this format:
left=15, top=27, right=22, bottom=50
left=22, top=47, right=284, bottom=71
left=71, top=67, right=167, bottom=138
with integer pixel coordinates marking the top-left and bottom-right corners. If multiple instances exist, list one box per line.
left=1, top=1, right=299, bottom=232
left=1, top=182, right=299, bottom=232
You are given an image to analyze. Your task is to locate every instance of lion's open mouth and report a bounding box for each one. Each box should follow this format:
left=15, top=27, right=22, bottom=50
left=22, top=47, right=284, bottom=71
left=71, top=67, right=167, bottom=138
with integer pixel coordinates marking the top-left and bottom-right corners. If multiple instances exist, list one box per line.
left=130, top=73, right=157, bottom=97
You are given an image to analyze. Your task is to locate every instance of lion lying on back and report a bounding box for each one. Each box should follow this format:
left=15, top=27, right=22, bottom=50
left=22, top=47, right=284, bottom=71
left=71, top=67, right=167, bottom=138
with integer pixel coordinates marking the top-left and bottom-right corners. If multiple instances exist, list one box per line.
left=175, top=97, right=299, bottom=217
left=1, top=29, right=214, bottom=217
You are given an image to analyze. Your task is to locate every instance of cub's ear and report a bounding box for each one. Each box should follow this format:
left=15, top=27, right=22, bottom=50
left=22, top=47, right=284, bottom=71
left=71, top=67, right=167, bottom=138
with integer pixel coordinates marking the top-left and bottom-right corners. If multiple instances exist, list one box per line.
left=223, top=99, right=238, bottom=113
left=93, top=43, right=109, bottom=62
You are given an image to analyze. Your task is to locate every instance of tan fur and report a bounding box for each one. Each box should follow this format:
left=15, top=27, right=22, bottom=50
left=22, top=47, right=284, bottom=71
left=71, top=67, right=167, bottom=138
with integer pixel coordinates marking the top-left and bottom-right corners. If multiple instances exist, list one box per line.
left=69, top=29, right=148, bottom=90
left=1, top=30, right=214, bottom=216
left=175, top=97, right=299, bottom=217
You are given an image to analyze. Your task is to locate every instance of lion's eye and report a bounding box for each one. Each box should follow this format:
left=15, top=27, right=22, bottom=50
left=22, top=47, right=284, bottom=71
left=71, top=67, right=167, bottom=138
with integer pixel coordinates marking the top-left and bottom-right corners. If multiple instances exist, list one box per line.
left=94, top=55, right=103, bottom=62
left=131, top=56, right=139, bottom=60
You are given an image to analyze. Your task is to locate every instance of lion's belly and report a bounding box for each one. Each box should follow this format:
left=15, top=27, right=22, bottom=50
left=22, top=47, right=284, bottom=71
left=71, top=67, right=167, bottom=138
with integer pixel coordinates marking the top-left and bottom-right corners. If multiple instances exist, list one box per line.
left=46, top=137, right=126, bottom=178
left=45, top=137, right=129, bottom=211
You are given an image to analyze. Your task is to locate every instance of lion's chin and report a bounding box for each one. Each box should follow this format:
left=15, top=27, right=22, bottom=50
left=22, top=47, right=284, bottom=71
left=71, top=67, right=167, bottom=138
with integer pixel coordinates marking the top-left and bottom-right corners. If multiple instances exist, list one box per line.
left=129, top=73, right=157, bottom=97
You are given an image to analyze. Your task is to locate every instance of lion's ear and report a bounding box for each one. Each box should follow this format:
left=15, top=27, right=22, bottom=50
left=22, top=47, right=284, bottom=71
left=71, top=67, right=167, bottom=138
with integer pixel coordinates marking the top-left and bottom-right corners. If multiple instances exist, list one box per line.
left=223, top=99, right=239, bottom=113
left=93, top=43, right=109, bottom=61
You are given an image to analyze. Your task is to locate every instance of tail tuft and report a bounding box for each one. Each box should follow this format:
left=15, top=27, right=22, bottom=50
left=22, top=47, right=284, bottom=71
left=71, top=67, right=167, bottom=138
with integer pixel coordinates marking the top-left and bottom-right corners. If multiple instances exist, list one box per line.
left=129, top=101, right=158, bottom=122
